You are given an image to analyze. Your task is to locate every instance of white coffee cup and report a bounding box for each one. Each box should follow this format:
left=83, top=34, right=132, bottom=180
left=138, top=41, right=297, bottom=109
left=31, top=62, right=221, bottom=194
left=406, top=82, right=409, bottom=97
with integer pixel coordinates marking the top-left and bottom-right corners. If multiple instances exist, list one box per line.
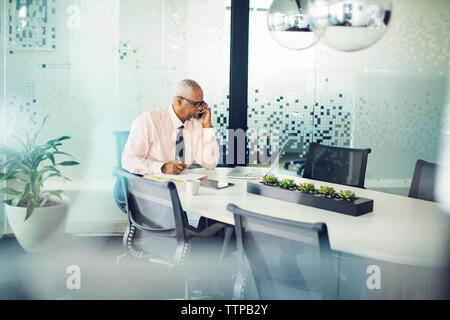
left=185, top=179, right=200, bottom=195
left=215, top=168, right=229, bottom=187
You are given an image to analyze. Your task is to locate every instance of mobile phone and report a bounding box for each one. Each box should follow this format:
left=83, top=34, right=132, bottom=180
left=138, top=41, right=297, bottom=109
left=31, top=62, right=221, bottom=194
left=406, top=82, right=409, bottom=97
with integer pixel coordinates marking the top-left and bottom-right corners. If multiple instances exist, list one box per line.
left=196, top=112, right=204, bottom=119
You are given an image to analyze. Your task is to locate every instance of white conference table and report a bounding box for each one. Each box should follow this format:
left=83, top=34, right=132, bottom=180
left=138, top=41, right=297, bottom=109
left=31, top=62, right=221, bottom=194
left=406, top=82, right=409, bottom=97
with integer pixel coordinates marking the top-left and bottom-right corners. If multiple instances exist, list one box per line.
left=176, top=168, right=450, bottom=268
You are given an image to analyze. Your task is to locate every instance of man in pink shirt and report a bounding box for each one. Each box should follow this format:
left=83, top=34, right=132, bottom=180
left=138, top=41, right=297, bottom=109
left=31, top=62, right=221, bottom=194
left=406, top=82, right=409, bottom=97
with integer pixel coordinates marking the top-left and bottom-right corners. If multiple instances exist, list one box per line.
left=122, top=79, right=220, bottom=175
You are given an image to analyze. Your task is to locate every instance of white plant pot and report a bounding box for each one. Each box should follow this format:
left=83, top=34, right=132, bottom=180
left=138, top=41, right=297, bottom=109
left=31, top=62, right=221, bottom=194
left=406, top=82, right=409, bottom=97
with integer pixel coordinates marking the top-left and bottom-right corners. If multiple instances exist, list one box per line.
left=6, top=196, right=70, bottom=253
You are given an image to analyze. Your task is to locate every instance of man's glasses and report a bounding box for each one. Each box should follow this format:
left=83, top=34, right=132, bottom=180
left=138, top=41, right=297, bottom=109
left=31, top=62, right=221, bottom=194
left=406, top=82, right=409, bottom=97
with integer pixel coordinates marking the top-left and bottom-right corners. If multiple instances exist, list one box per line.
left=176, top=96, right=206, bottom=107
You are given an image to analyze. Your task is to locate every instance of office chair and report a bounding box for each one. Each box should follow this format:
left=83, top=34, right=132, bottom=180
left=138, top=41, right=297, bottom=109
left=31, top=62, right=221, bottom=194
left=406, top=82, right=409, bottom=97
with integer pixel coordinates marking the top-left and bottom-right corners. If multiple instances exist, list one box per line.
left=227, top=204, right=337, bottom=300
left=115, top=168, right=232, bottom=299
left=112, top=130, right=230, bottom=243
left=113, top=131, right=130, bottom=213
left=408, top=159, right=437, bottom=202
left=303, top=142, right=371, bottom=188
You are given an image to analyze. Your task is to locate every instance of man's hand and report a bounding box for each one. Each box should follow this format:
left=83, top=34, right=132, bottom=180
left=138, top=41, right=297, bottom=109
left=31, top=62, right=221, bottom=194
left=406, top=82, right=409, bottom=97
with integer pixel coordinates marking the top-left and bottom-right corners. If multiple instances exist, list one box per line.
left=196, top=103, right=212, bottom=128
left=161, top=160, right=187, bottom=175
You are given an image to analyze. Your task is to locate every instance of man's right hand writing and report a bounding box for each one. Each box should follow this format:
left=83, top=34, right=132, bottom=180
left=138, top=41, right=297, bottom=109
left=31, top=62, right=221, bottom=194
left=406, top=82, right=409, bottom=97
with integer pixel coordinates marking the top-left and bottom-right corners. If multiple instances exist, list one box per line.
left=161, top=160, right=187, bottom=175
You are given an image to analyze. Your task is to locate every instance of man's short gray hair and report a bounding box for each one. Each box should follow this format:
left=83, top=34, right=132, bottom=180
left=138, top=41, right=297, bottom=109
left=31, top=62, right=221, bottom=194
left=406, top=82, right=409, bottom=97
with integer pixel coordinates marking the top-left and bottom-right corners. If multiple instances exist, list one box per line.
left=173, top=79, right=201, bottom=98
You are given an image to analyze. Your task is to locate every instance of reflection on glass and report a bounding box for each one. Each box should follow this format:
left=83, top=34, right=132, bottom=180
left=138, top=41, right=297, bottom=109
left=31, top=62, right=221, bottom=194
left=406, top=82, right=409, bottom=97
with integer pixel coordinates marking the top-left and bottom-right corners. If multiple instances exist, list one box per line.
left=17, top=5, right=27, bottom=31
left=308, top=0, right=392, bottom=51
left=279, top=137, right=308, bottom=176
left=270, top=137, right=308, bottom=177
left=267, top=0, right=320, bottom=50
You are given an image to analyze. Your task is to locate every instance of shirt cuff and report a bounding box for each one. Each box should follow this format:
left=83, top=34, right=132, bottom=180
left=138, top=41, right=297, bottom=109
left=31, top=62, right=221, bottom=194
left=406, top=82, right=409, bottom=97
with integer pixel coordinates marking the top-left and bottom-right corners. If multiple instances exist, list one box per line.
left=150, top=161, right=165, bottom=174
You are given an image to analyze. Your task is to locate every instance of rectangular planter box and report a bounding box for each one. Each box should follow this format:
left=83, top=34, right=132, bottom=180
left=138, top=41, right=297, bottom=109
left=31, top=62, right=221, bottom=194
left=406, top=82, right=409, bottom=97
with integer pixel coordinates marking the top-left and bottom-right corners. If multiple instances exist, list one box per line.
left=247, top=182, right=373, bottom=217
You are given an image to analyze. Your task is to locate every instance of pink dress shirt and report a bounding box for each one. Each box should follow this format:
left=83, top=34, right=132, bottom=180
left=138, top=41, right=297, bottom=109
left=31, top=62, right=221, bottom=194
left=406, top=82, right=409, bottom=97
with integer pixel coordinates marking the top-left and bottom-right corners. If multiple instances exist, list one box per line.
left=122, top=105, right=220, bottom=175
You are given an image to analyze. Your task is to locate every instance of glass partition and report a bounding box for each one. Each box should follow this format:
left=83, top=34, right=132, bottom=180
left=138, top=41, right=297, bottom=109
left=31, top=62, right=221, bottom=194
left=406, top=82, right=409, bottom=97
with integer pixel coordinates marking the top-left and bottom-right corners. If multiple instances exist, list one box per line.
left=0, top=0, right=5, bottom=237
left=0, top=0, right=230, bottom=234
left=248, top=0, right=449, bottom=195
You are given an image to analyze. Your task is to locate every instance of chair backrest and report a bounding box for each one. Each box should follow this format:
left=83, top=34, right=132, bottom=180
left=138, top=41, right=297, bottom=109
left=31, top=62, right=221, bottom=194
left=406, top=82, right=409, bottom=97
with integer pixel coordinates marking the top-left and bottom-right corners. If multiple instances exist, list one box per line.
left=112, top=131, right=130, bottom=169
left=303, top=142, right=371, bottom=188
left=408, top=159, right=437, bottom=202
left=113, top=131, right=130, bottom=213
left=115, top=168, right=189, bottom=262
left=227, top=204, right=336, bottom=300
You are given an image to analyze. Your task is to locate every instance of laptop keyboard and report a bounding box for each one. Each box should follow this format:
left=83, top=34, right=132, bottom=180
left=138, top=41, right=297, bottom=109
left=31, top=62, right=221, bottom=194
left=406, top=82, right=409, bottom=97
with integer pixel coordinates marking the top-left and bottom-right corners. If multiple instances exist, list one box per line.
left=245, top=168, right=266, bottom=177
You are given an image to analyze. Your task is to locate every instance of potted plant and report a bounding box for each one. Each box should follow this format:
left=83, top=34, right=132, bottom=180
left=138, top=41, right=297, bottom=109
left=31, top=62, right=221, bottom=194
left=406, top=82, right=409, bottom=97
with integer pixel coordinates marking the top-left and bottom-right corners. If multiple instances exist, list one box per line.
left=338, top=190, right=356, bottom=202
left=318, top=186, right=336, bottom=198
left=279, top=179, right=297, bottom=190
left=0, top=115, right=79, bottom=252
left=298, top=182, right=316, bottom=194
left=262, top=175, right=279, bottom=187
left=247, top=175, right=374, bottom=216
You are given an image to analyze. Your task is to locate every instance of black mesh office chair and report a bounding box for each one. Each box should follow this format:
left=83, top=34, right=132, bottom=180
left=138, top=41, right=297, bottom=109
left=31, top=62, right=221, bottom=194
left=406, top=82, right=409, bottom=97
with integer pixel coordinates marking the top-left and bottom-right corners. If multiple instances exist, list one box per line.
left=227, top=204, right=337, bottom=300
left=408, top=159, right=437, bottom=202
left=115, top=168, right=230, bottom=298
left=113, top=130, right=228, bottom=235
left=303, top=143, right=371, bottom=188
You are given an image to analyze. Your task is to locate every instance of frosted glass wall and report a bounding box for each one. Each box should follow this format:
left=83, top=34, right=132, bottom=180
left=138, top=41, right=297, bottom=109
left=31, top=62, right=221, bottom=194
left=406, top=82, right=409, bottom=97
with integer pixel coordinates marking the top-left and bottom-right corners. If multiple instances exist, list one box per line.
left=248, top=0, right=449, bottom=191
left=0, top=0, right=230, bottom=233
left=0, top=1, right=5, bottom=236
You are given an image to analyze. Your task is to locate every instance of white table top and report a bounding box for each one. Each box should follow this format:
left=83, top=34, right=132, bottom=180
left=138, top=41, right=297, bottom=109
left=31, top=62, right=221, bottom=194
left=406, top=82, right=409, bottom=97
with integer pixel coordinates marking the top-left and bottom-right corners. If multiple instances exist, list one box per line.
left=176, top=168, right=450, bottom=268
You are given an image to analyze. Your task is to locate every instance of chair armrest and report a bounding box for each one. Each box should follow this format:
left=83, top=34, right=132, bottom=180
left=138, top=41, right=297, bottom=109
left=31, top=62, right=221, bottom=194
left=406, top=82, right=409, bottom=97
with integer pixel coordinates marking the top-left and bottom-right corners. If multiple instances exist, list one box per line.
left=284, top=159, right=306, bottom=169
left=284, top=159, right=307, bottom=176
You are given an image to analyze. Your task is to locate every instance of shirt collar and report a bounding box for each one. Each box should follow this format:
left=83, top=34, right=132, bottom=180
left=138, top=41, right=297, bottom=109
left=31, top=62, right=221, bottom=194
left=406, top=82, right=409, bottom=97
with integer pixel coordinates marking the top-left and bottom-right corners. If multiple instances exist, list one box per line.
left=169, top=104, right=184, bottom=129
left=169, top=104, right=193, bottom=129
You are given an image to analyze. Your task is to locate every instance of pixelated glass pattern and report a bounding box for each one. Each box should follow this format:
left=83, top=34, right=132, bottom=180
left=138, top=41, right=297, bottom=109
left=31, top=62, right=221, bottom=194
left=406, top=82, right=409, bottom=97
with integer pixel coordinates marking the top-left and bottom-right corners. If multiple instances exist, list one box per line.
left=8, top=0, right=57, bottom=52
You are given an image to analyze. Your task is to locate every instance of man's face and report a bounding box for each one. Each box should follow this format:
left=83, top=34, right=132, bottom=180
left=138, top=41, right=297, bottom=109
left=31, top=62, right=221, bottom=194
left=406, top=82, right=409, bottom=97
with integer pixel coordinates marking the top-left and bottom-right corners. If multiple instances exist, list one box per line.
left=179, top=87, right=204, bottom=120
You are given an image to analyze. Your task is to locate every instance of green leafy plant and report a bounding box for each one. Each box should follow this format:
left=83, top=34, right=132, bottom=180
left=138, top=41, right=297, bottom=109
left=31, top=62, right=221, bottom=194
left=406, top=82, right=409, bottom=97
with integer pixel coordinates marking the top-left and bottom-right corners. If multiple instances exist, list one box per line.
left=338, top=190, right=356, bottom=202
left=298, top=183, right=316, bottom=193
left=262, top=175, right=279, bottom=186
left=279, top=179, right=297, bottom=190
left=0, top=115, right=79, bottom=221
left=318, top=186, right=336, bottom=198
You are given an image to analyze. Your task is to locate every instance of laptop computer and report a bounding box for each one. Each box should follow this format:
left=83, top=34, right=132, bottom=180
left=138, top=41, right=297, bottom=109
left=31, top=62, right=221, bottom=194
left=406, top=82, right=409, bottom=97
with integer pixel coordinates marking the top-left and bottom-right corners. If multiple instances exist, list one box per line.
left=226, top=139, right=292, bottom=179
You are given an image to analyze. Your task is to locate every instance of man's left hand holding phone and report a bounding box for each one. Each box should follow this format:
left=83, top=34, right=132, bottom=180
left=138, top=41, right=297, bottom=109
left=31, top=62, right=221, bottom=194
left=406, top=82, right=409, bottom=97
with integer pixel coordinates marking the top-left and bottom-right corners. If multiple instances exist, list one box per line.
left=195, top=104, right=212, bottom=129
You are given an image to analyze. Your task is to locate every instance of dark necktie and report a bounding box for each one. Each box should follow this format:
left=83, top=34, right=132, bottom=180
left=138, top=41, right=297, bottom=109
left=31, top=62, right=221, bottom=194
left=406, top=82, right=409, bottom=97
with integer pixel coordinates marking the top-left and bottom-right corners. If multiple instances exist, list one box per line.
left=175, top=125, right=185, bottom=162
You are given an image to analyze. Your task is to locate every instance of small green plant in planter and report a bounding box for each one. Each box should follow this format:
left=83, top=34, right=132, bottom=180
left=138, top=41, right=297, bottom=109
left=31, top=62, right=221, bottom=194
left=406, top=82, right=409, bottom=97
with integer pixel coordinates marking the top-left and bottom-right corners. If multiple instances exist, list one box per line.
left=279, top=179, right=297, bottom=190
left=318, top=186, right=336, bottom=198
left=0, top=115, right=79, bottom=221
left=339, top=190, right=356, bottom=202
left=262, top=175, right=279, bottom=186
left=298, top=183, right=316, bottom=194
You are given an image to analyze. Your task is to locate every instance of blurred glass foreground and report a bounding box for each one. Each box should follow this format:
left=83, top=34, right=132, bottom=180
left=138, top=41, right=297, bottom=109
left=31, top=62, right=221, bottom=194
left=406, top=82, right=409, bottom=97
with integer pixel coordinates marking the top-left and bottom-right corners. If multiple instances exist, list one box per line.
left=0, top=235, right=236, bottom=300
left=1, top=232, right=449, bottom=300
